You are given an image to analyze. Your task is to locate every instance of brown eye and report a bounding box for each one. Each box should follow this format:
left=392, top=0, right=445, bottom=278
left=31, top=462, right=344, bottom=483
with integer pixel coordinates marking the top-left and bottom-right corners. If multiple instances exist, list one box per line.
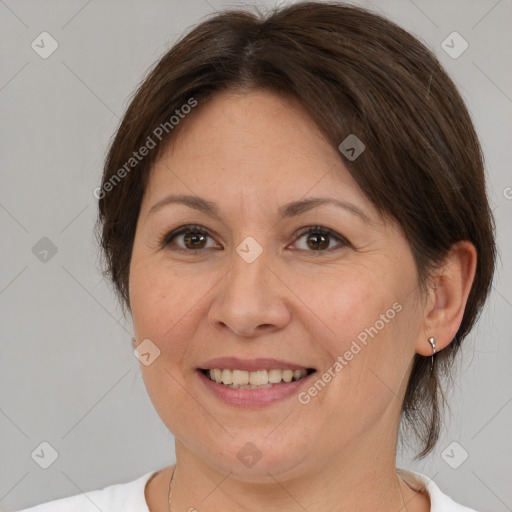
left=160, top=224, right=218, bottom=252
left=183, top=231, right=208, bottom=250
left=306, top=232, right=330, bottom=250
left=160, top=224, right=349, bottom=254
left=293, top=226, right=349, bottom=252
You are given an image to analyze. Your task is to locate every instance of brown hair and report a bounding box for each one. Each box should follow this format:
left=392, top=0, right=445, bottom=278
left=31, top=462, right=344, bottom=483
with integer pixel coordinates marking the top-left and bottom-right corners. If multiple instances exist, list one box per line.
left=96, top=1, right=496, bottom=458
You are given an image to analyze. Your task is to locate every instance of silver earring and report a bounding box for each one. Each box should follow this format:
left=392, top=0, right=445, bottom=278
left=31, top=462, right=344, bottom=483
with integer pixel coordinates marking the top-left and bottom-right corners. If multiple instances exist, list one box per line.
left=427, top=336, right=436, bottom=371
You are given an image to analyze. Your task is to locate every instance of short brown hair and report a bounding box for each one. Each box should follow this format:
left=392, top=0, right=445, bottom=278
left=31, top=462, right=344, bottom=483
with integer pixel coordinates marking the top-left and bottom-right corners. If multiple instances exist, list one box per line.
left=96, top=1, right=496, bottom=458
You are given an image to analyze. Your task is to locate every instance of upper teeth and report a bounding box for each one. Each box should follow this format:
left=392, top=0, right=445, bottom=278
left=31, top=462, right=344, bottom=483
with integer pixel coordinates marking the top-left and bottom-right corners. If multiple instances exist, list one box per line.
left=208, top=368, right=308, bottom=386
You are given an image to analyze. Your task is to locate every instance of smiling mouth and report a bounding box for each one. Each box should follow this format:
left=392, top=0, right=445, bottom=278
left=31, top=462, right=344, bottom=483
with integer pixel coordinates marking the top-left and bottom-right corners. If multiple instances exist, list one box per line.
left=200, top=368, right=316, bottom=389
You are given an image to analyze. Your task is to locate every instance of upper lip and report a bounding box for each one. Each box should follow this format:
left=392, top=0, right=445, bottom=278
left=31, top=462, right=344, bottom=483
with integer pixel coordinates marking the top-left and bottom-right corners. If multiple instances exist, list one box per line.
left=198, top=357, right=314, bottom=372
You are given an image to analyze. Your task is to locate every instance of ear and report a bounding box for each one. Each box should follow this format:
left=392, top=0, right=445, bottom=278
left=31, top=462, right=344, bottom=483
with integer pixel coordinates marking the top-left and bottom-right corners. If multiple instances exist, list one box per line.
left=416, top=241, right=477, bottom=356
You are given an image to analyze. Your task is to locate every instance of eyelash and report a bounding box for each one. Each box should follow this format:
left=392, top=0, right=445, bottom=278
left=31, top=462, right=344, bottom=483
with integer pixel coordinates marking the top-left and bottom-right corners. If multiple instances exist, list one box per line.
left=159, top=224, right=350, bottom=254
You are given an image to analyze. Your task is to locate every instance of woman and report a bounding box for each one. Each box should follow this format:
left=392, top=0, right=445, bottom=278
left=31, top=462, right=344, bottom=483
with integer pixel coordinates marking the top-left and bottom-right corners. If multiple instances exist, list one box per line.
left=18, top=1, right=496, bottom=511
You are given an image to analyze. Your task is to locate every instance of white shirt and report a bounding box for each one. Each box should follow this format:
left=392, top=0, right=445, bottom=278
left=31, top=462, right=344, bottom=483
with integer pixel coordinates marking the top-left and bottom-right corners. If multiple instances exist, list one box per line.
left=15, top=469, right=478, bottom=511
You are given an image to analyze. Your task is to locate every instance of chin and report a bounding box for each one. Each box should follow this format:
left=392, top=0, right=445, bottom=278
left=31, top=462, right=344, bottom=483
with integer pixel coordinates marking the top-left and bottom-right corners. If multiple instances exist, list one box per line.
left=188, top=429, right=315, bottom=482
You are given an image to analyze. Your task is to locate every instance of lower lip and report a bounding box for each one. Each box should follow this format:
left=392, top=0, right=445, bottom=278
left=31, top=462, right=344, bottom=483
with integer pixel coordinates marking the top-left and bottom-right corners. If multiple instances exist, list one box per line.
left=197, top=370, right=316, bottom=408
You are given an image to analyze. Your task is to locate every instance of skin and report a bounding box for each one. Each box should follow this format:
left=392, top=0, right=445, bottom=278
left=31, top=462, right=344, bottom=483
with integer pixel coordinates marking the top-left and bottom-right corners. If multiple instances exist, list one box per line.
left=128, top=89, right=477, bottom=511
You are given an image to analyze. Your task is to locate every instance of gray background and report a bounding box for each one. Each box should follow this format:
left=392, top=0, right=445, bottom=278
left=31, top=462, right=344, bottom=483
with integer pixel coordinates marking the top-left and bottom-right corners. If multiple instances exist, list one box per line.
left=0, top=0, right=511, bottom=510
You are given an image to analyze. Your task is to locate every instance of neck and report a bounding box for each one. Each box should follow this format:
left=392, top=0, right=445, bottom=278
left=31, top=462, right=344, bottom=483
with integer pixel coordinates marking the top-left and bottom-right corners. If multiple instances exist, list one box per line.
left=163, top=439, right=426, bottom=512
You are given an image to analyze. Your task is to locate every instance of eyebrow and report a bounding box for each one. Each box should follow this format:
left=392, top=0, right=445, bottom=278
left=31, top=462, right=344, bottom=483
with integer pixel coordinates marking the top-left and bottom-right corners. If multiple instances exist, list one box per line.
left=148, top=194, right=371, bottom=224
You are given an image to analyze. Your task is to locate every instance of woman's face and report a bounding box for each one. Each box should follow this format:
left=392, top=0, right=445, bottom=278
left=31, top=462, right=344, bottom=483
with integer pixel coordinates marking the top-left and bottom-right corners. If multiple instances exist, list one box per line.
left=129, top=89, right=426, bottom=480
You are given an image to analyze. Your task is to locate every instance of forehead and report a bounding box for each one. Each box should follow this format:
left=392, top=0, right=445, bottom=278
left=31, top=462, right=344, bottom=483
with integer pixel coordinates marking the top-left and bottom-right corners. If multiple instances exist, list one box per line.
left=142, top=89, right=374, bottom=218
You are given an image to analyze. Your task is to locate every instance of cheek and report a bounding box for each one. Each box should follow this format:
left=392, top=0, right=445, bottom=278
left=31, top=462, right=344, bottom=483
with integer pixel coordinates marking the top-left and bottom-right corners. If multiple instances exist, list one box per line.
left=129, top=259, right=221, bottom=381
left=130, top=259, right=196, bottom=335
left=292, top=263, right=403, bottom=348
left=295, top=262, right=419, bottom=419
left=129, top=260, right=205, bottom=429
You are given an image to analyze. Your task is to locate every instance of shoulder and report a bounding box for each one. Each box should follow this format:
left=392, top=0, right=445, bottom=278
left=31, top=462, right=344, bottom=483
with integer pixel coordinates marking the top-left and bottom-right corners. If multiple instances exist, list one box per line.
left=398, top=468, right=479, bottom=512
left=15, top=470, right=158, bottom=512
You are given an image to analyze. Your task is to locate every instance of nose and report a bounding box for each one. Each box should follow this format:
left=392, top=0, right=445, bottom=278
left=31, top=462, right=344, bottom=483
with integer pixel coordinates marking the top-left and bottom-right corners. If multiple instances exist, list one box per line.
left=207, top=247, right=292, bottom=338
